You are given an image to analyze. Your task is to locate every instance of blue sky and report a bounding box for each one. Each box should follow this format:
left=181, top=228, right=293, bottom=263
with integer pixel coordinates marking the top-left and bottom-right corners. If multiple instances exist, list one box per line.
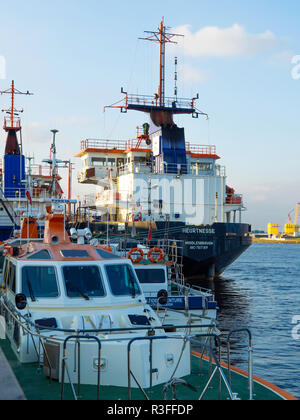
left=0, top=0, right=300, bottom=229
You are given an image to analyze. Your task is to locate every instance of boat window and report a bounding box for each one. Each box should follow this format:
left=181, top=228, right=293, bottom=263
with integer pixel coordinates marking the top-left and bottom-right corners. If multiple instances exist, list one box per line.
left=199, top=163, right=213, bottom=172
left=63, top=266, right=105, bottom=299
left=60, top=250, right=90, bottom=258
left=134, top=157, right=146, bottom=163
left=1, top=261, right=16, bottom=293
left=135, top=268, right=166, bottom=284
left=117, top=158, right=125, bottom=167
left=105, top=264, right=141, bottom=297
left=22, top=267, right=59, bottom=299
left=0, top=254, right=5, bottom=275
left=9, top=263, right=16, bottom=293
left=107, top=158, right=116, bottom=167
left=1, top=259, right=9, bottom=290
left=96, top=249, right=121, bottom=260
left=92, top=157, right=106, bottom=166
left=27, top=250, right=52, bottom=260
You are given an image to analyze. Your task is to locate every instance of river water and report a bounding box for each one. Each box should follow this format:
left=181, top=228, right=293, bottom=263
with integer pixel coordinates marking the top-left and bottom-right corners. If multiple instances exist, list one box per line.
left=197, top=243, right=300, bottom=399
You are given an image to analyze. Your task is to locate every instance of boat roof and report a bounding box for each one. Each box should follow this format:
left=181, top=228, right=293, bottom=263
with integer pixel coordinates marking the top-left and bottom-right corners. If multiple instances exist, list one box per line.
left=3, top=207, right=123, bottom=264
left=9, top=241, right=122, bottom=263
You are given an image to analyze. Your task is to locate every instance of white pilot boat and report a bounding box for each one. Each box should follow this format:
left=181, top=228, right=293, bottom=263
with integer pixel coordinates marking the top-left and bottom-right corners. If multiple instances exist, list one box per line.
left=108, top=239, right=219, bottom=334
left=0, top=205, right=208, bottom=389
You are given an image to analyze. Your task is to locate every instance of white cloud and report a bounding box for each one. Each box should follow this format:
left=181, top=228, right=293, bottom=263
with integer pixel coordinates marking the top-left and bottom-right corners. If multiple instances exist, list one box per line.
left=173, top=24, right=281, bottom=58
left=179, top=63, right=210, bottom=85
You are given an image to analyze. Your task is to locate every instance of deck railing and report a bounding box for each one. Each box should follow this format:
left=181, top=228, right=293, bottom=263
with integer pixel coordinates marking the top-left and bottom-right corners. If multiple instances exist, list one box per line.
left=125, top=93, right=196, bottom=110
left=3, top=116, right=21, bottom=130
left=80, top=138, right=217, bottom=156
left=0, top=293, right=255, bottom=401
left=80, top=138, right=152, bottom=152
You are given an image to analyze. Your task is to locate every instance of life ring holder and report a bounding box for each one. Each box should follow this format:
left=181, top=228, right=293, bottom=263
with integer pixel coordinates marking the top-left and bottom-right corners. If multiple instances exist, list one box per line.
left=128, top=248, right=144, bottom=264
left=148, top=247, right=164, bottom=264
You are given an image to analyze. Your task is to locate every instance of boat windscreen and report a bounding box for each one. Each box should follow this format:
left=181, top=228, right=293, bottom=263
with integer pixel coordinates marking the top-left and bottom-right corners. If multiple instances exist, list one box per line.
left=63, top=265, right=105, bottom=299
left=135, top=268, right=166, bottom=284
left=22, top=266, right=58, bottom=299
left=105, top=264, right=141, bottom=297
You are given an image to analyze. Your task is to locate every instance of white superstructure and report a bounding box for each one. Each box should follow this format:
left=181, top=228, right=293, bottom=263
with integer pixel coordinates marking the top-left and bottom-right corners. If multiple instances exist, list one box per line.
left=76, top=136, right=245, bottom=225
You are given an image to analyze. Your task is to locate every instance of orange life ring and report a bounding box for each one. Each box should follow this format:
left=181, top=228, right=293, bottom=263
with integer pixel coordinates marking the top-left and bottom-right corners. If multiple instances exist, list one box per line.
left=128, top=248, right=144, bottom=264
left=148, top=247, right=164, bottom=263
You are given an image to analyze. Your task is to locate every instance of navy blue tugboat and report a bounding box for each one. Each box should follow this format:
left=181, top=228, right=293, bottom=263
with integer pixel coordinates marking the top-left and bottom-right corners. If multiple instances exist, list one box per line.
left=75, top=19, right=252, bottom=281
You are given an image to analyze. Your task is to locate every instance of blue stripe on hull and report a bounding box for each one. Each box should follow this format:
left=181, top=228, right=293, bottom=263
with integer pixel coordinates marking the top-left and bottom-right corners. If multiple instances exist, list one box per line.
left=146, top=296, right=217, bottom=310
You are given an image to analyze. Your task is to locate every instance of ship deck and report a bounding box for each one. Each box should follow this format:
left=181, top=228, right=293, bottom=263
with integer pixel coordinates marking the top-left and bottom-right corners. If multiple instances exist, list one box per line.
left=0, top=338, right=295, bottom=401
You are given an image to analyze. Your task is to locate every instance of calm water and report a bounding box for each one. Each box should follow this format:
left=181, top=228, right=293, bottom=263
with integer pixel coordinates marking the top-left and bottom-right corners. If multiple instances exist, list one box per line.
left=198, top=243, right=300, bottom=399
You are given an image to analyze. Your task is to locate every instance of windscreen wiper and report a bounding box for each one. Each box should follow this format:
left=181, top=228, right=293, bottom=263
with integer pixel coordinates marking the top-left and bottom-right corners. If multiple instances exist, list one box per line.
left=79, top=290, right=90, bottom=301
left=129, top=275, right=136, bottom=299
left=74, top=286, right=90, bottom=301
left=67, top=281, right=90, bottom=300
left=26, top=277, right=36, bottom=302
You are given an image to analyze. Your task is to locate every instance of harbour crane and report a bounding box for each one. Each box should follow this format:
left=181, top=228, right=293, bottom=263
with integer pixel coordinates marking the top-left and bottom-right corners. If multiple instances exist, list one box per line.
left=294, top=203, right=300, bottom=225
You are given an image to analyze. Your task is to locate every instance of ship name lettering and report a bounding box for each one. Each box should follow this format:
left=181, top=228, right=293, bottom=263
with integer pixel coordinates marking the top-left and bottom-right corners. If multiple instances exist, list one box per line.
left=182, top=228, right=215, bottom=235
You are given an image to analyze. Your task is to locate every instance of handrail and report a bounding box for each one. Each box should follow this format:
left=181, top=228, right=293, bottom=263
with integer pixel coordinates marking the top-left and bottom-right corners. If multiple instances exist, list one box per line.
left=1, top=295, right=253, bottom=401
left=0, top=298, right=216, bottom=335
left=191, top=339, right=237, bottom=401
left=126, top=332, right=239, bottom=401
left=127, top=333, right=196, bottom=400
left=226, top=328, right=253, bottom=401
left=61, top=335, right=102, bottom=401
left=80, top=138, right=217, bottom=156
left=125, top=93, right=195, bottom=110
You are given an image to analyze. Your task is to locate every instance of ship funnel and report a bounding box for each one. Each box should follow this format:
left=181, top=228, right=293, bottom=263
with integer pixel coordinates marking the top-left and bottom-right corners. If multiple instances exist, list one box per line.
left=5, top=130, right=21, bottom=155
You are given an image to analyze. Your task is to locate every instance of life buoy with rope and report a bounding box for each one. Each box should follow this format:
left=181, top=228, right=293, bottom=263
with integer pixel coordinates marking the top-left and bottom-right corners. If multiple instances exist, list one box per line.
left=128, top=248, right=144, bottom=264
left=148, top=247, right=164, bottom=263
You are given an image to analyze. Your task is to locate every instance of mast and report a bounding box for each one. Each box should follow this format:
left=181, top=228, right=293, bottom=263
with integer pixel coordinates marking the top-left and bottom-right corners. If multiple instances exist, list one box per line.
left=26, top=156, right=34, bottom=216
left=105, top=19, right=207, bottom=124
left=0, top=80, right=33, bottom=132
left=67, top=160, right=74, bottom=216
left=140, top=18, right=183, bottom=107
left=43, top=130, right=69, bottom=198
left=104, top=19, right=208, bottom=176
left=50, top=129, right=59, bottom=197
